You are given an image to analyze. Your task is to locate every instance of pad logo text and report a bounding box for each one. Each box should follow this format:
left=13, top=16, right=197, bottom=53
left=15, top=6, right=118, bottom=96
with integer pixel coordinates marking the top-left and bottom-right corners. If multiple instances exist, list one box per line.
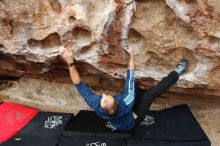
left=44, top=116, right=62, bottom=129
left=140, top=115, right=155, bottom=126
left=86, top=142, right=107, bottom=146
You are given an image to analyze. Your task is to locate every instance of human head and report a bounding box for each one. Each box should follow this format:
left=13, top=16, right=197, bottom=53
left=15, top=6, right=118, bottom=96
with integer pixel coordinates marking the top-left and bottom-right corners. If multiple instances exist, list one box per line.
left=100, top=93, right=118, bottom=116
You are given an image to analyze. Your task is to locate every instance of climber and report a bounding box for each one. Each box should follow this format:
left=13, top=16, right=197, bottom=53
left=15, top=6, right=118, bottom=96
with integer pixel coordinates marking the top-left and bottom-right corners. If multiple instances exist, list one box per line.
left=61, top=47, right=188, bottom=131
left=61, top=47, right=135, bottom=131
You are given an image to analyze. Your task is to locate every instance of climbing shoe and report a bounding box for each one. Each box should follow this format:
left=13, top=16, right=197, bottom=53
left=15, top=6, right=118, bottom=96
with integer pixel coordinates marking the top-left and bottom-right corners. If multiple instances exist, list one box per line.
left=175, top=59, right=188, bottom=75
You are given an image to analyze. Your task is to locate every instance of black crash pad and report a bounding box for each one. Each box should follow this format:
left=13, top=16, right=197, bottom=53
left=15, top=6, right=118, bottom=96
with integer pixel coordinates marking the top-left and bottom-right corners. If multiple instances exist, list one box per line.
left=59, top=136, right=126, bottom=146
left=127, top=139, right=210, bottom=146
left=62, top=110, right=131, bottom=139
left=132, top=104, right=210, bottom=146
left=0, top=112, right=73, bottom=146
left=0, top=134, right=58, bottom=146
left=62, top=105, right=210, bottom=146
left=20, top=112, right=73, bottom=139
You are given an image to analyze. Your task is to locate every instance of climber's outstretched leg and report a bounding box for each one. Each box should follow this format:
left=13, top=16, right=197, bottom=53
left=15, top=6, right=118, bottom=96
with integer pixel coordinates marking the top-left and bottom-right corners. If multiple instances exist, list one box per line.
left=133, top=59, right=188, bottom=118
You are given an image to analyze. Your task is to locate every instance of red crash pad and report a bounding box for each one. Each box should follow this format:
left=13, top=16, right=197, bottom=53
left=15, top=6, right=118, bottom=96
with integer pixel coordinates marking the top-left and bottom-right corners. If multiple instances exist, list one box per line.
left=0, top=128, right=16, bottom=144
left=0, top=102, right=38, bottom=142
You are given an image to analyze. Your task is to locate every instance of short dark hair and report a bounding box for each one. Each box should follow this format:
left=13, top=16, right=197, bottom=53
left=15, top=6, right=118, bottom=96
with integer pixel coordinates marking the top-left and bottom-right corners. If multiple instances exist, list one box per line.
left=101, top=99, right=118, bottom=116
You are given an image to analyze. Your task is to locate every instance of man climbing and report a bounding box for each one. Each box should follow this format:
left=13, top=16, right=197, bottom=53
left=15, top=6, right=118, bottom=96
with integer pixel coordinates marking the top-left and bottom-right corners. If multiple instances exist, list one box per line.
left=61, top=48, right=188, bottom=131
left=61, top=48, right=135, bottom=131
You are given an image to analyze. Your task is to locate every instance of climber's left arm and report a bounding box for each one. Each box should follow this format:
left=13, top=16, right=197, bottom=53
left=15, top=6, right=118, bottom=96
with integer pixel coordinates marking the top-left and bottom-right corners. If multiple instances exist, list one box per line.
left=122, top=48, right=135, bottom=108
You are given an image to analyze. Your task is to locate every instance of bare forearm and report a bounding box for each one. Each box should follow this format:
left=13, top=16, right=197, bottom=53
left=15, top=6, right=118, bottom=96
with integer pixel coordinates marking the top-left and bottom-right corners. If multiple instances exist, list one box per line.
left=61, top=48, right=81, bottom=84
left=129, top=54, right=135, bottom=69
left=69, top=65, right=81, bottom=84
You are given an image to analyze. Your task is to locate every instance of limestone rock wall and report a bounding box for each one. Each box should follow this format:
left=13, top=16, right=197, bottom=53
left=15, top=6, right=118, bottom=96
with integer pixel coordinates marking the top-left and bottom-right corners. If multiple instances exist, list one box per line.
left=1, top=1, right=220, bottom=145
left=0, top=0, right=220, bottom=97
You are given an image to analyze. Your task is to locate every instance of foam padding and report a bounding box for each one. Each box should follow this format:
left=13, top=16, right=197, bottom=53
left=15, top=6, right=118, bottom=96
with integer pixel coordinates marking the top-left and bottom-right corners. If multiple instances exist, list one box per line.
left=0, top=102, right=38, bottom=142
left=127, top=139, right=210, bottom=146
left=1, top=112, right=74, bottom=146
left=20, top=112, right=73, bottom=139
left=132, top=105, right=210, bottom=146
left=0, top=134, right=58, bottom=146
left=62, top=110, right=131, bottom=139
left=59, top=136, right=126, bottom=146
left=0, top=128, right=17, bottom=144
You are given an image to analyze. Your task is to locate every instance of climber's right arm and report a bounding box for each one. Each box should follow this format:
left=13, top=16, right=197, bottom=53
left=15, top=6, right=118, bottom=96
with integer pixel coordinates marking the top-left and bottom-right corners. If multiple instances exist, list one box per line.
left=61, top=48, right=101, bottom=111
left=69, top=64, right=81, bottom=84
left=61, top=48, right=80, bottom=84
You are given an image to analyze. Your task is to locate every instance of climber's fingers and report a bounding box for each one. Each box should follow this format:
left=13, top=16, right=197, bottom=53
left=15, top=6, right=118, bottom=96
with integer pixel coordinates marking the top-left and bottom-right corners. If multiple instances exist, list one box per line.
left=59, top=46, right=66, bottom=54
left=59, top=46, right=73, bottom=55
left=124, top=47, right=134, bottom=56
